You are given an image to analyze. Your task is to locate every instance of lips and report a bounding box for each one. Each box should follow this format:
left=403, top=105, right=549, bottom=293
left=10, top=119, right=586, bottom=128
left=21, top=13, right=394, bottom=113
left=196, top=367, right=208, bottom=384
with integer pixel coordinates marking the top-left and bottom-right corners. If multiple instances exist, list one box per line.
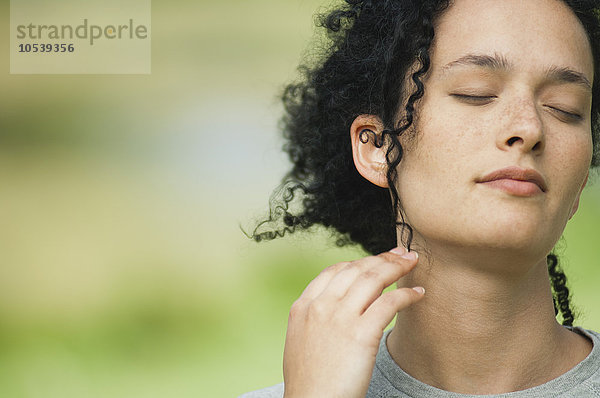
left=478, top=166, right=547, bottom=192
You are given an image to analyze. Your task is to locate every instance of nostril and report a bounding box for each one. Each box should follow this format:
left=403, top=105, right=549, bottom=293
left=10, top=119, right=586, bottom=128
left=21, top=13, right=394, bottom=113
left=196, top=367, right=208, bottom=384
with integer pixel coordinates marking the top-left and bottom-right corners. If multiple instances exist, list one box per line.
left=507, top=136, right=520, bottom=145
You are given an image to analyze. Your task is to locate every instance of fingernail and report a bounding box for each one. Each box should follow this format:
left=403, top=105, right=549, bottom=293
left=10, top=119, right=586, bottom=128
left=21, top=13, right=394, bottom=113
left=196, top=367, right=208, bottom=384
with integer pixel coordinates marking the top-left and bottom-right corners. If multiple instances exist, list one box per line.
left=412, top=286, right=425, bottom=295
left=390, top=246, right=407, bottom=255
left=400, top=251, right=418, bottom=261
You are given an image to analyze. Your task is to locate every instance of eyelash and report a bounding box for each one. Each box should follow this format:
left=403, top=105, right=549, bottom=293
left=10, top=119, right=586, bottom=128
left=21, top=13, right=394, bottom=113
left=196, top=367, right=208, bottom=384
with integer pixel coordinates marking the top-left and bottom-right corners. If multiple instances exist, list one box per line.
left=450, top=94, right=496, bottom=103
left=546, top=106, right=582, bottom=121
left=451, top=94, right=583, bottom=122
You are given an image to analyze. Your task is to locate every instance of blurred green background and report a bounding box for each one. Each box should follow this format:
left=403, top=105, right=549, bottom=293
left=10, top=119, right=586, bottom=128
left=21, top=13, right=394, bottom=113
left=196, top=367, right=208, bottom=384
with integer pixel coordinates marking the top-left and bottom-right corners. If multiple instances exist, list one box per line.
left=1, top=1, right=599, bottom=397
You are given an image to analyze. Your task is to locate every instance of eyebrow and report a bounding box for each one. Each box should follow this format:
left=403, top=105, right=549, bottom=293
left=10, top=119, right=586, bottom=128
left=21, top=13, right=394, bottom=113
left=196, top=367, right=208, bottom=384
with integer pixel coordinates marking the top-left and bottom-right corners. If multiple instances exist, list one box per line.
left=545, top=66, right=592, bottom=91
left=442, top=53, right=512, bottom=71
left=441, top=53, right=592, bottom=92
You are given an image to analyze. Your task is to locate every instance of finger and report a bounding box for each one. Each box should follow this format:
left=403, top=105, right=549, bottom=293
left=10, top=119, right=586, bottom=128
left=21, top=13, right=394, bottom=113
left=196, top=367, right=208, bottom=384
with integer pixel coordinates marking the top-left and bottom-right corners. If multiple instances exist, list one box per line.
left=297, top=261, right=350, bottom=301
left=317, top=249, right=417, bottom=303
left=342, top=251, right=419, bottom=314
left=361, top=286, right=425, bottom=332
left=315, top=255, right=388, bottom=302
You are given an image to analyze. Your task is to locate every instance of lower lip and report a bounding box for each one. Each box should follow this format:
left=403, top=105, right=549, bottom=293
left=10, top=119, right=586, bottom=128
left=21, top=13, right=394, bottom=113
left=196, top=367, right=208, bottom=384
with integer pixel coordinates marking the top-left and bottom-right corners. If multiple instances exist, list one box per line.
left=479, top=179, right=543, bottom=196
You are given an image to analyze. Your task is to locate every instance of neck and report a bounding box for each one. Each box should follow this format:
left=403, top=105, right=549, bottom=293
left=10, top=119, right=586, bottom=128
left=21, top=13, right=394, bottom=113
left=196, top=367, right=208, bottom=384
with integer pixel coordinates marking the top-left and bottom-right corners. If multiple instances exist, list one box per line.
left=388, top=240, right=592, bottom=394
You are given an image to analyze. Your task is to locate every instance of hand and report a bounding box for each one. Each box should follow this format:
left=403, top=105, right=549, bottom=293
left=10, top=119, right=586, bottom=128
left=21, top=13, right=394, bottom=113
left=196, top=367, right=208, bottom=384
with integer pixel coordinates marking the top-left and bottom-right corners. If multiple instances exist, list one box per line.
left=282, top=246, right=424, bottom=398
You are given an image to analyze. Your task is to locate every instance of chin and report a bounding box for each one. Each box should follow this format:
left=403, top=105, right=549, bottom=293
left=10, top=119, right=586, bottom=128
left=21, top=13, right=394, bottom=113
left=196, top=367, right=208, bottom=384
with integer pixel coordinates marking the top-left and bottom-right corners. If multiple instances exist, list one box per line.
left=459, top=217, right=557, bottom=251
left=411, top=210, right=562, bottom=257
left=470, top=224, right=559, bottom=259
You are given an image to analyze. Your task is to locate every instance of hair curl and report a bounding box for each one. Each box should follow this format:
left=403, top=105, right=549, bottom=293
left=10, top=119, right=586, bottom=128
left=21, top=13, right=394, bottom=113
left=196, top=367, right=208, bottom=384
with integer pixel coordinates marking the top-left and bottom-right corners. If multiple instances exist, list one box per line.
left=244, top=0, right=600, bottom=327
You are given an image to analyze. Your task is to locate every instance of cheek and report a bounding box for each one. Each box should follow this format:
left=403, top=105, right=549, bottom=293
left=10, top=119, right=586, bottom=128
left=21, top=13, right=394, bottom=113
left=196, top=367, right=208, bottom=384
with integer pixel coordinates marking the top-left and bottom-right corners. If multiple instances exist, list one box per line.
left=395, top=113, right=480, bottom=230
left=544, top=132, right=592, bottom=219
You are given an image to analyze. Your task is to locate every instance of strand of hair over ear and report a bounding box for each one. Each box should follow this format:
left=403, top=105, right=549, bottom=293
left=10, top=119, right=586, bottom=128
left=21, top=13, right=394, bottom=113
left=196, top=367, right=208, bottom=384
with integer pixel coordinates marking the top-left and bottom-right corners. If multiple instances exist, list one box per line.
left=359, top=128, right=387, bottom=148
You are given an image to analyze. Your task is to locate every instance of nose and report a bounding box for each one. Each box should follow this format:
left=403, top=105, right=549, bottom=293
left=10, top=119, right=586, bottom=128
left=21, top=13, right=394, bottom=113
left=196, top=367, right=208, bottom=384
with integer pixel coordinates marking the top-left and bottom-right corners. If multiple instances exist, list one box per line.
left=496, top=98, right=544, bottom=154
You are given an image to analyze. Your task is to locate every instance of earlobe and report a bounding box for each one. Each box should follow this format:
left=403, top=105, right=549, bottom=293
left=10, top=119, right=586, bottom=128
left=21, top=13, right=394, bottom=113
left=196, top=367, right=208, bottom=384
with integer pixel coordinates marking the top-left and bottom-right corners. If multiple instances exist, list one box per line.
left=350, top=115, right=389, bottom=188
left=568, top=171, right=589, bottom=220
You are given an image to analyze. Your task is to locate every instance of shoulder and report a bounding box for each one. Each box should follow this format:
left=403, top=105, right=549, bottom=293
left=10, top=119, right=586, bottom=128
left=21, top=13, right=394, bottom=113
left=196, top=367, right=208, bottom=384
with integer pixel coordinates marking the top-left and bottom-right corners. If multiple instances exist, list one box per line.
left=567, top=327, right=600, bottom=395
left=237, top=382, right=284, bottom=398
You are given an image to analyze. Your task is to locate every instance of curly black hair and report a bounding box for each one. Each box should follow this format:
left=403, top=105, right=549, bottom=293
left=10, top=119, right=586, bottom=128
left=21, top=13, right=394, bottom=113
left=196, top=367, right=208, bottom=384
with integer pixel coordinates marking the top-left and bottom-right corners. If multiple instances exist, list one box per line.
left=243, top=0, right=600, bottom=327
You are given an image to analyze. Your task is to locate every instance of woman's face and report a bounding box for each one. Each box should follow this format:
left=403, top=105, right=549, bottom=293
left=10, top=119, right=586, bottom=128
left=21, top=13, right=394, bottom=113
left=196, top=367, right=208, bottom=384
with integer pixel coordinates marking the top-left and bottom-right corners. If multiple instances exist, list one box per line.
left=396, top=0, right=594, bottom=258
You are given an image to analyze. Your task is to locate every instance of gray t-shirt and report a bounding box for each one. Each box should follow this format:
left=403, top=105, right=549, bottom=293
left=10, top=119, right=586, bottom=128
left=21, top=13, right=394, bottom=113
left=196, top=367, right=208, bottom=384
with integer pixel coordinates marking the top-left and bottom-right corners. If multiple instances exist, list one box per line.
left=239, top=326, right=600, bottom=397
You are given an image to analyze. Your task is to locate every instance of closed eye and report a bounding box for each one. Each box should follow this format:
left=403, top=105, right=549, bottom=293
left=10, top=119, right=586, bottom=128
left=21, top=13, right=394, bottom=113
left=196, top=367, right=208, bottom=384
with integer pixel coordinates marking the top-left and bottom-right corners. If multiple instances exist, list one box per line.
left=545, top=106, right=582, bottom=123
left=450, top=94, right=497, bottom=104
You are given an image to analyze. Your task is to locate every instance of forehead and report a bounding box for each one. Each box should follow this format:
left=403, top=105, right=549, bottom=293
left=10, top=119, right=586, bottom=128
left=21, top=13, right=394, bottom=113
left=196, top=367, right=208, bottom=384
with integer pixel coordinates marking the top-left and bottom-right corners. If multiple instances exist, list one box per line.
left=429, top=0, right=594, bottom=80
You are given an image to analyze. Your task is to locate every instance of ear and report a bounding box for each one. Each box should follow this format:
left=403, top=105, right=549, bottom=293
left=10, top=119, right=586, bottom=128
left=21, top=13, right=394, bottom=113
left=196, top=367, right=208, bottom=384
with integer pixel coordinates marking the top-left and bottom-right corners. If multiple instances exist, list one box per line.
left=350, top=115, right=388, bottom=188
left=568, top=170, right=589, bottom=220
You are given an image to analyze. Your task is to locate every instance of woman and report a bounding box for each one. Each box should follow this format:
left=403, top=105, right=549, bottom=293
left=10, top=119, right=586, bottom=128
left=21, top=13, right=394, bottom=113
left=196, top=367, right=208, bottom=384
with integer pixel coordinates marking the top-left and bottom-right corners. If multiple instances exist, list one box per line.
left=242, top=0, right=600, bottom=396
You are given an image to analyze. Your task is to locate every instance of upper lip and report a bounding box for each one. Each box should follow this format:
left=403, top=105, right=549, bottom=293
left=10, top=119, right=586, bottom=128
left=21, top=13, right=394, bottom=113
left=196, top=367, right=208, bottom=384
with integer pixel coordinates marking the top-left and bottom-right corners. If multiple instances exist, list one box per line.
left=478, top=166, right=547, bottom=192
